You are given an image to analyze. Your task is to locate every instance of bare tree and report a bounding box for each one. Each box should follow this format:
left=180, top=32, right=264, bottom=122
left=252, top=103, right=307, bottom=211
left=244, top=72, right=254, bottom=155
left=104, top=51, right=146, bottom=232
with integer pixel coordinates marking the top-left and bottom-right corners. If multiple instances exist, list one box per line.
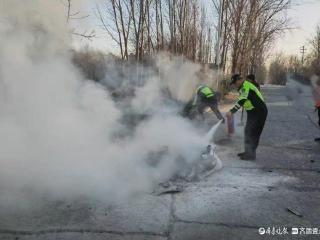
left=309, top=25, right=320, bottom=63
left=213, top=0, right=291, bottom=76
left=96, top=0, right=131, bottom=60
left=63, top=0, right=95, bottom=40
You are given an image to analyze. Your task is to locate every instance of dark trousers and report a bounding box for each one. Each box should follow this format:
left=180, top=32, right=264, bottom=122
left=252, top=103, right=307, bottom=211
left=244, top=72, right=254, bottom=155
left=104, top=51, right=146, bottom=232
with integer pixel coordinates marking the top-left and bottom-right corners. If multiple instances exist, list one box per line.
left=245, top=109, right=268, bottom=155
left=317, top=107, right=320, bottom=126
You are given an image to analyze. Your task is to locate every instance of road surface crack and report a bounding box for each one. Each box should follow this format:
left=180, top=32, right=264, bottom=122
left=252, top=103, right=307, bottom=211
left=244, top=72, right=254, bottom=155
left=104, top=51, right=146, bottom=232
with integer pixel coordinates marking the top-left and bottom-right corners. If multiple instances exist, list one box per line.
left=0, top=228, right=165, bottom=237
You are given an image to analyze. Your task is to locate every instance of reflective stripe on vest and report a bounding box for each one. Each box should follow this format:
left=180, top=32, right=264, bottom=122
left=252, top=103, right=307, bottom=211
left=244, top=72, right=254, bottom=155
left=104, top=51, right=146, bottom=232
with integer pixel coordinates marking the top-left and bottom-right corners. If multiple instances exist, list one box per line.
left=199, top=86, right=214, bottom=98
left=239, top=80, right=264, bottom=111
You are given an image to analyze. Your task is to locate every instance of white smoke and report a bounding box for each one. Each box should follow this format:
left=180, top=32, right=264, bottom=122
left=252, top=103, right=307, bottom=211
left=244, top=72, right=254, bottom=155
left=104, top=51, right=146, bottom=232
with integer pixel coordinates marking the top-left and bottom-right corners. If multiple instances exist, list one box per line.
left=156, top=54, right=202, bottom=102
left=0, top=0, right=214, bottom=207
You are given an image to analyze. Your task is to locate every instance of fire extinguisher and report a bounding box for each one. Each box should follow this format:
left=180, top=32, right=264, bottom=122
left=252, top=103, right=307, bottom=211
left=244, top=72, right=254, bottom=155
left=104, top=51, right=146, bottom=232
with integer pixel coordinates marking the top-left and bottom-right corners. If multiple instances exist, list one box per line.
left=227, top=113, right=234, bottom=135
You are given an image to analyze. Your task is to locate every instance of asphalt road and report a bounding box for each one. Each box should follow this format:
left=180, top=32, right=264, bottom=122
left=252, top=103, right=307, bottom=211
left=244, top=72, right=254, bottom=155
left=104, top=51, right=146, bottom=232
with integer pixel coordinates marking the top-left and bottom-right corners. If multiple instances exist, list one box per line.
left=1, top=79, right=320, bottom=240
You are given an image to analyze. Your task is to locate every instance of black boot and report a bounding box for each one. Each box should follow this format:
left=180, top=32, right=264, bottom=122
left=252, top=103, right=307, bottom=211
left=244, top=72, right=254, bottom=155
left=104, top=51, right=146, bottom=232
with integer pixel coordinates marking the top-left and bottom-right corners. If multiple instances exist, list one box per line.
left=237, top=152, right=246, bottom=157
left=240, top=152, right=256, bottom=160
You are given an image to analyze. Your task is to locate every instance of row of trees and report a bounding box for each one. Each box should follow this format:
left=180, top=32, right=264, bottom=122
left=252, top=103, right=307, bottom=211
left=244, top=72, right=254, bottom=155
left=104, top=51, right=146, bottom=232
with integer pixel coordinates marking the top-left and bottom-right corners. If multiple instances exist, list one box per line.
left=96, top=0, right=213, bottom=63
left=267, top=24, right=320, bottom=85
left=305, top=25, right=320, bottom=77
left=96, top=0, right=291, bottom=77
left=215, top=0, right=290, bottom=75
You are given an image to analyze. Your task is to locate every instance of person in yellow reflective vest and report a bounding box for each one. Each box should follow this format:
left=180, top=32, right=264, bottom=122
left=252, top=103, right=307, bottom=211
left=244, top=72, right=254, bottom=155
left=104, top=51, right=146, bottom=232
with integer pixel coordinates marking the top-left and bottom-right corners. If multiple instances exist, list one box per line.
left=226, top=74, right=268, bottom=160
left=192, top=85, right=224, bottom=122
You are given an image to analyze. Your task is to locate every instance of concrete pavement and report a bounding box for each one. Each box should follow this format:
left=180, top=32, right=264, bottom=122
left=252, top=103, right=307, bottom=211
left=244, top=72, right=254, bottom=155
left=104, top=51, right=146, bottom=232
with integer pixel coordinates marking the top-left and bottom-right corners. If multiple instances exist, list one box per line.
left=1, top=79, right=320, bottom=240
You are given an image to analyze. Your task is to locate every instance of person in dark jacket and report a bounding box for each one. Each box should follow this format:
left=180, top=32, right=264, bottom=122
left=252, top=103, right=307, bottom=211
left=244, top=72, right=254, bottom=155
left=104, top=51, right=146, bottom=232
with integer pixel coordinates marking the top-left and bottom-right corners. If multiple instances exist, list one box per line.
left=226, top=74, right=268, bottom=160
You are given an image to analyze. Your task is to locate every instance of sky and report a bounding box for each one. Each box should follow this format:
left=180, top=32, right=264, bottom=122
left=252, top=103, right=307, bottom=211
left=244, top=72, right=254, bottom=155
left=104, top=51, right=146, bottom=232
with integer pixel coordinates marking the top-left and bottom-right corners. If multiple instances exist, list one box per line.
left=273, top=0, right=320, bottom=56
left=71, top=0, right=320, bottom=58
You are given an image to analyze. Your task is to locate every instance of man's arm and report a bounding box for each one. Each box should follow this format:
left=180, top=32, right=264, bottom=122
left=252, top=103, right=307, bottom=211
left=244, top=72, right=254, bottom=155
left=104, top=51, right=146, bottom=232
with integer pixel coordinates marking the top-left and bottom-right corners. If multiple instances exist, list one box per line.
left=211, top=106, right=224, bottom=122
left=230, top=99, right=246, bottom=113
left=230, top=87, right=248, bottom=113
left=192, top=93, right=198, bottom=106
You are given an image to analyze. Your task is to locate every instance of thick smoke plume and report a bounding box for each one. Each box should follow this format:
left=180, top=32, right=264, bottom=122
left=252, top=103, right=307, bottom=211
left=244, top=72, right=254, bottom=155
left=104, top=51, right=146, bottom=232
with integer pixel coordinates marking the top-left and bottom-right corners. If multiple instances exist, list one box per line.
left=0, top=0, right=217, bottom=206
